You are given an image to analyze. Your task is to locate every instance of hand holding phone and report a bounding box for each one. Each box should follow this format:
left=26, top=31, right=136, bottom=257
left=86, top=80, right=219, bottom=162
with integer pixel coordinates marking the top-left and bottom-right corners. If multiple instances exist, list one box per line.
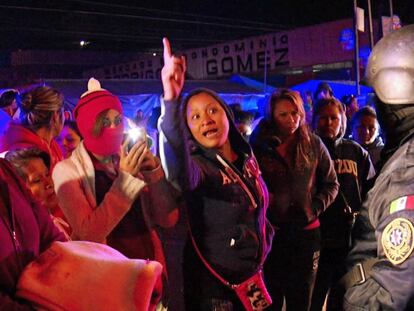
left=120, top=127, right=157, bottom=176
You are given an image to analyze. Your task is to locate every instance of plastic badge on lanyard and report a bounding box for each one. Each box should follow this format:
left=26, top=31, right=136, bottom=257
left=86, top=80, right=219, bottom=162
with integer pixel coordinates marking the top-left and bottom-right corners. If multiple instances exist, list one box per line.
left=232, top=270, right=272, bottom=310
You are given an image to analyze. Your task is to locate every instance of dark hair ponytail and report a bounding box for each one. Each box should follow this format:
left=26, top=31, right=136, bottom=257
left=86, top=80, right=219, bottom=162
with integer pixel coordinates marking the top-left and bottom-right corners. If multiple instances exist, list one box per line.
left=19, top=86, right=64, bottom=131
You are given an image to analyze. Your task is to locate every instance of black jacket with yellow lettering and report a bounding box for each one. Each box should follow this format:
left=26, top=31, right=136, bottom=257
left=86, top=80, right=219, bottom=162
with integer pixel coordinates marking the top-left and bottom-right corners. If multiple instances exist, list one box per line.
left=319, top=137, right=375, bottom=247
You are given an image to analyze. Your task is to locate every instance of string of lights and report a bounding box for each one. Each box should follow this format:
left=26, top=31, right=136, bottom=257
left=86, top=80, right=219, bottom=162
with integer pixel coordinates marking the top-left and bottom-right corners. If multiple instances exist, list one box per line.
left=0, top=5, right=282, bottom=32
left=62, top=0, right=290, bottom=29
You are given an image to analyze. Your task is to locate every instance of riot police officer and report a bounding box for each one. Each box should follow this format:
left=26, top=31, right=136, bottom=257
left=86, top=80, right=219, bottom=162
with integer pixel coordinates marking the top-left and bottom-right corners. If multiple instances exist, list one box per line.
left=340, top=24, right=414, bottom=310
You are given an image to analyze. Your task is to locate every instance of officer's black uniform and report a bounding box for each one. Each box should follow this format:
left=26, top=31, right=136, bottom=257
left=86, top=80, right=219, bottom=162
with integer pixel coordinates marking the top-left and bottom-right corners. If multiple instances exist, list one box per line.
left=343, top=135, right=414, bottom=310
left=341, top=24, right=414, bottom=311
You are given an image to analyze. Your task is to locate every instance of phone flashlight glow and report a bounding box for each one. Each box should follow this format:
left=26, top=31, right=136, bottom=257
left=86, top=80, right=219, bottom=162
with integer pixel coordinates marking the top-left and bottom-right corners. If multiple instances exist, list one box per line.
left=128, top=127, right=145, bottom=143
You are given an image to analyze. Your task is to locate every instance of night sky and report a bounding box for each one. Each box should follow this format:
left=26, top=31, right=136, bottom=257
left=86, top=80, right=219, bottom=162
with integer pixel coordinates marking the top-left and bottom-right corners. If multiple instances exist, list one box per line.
left=0, top=0, right=413, bottom=53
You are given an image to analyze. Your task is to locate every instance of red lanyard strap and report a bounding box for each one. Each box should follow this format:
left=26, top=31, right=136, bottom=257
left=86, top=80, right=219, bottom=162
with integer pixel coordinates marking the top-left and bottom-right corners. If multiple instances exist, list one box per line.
left=187, top=154, right=264, bottom=287
left=188, top=220, right=264, bottom=289
left=188, top=224, right=233, bottom=287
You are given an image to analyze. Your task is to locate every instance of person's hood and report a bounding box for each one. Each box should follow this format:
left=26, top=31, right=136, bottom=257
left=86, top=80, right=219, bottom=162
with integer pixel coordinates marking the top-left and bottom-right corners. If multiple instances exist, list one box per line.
left=363, top=136, right=384, bottom=150
left=315, top=115, right=347, bottom=150
left=249, top=118, right=282, bottom=152
left=373, top=136, right=384, bottom=148
left=180, top=88, right=252, bottom=160
left=0, top=122, right=63, bottom=169
left=0, top=122, right=46, bottom=152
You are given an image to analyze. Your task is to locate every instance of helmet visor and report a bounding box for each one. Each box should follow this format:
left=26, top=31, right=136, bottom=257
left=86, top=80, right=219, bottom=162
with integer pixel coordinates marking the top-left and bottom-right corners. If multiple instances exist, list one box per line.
left=372, top=67, right=414, bottom=104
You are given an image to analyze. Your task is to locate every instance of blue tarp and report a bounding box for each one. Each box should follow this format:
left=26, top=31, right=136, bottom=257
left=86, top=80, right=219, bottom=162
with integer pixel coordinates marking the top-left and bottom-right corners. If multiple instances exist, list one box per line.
left=290, top=79, right=373, bottom=102
left=43, top=79, right=269, bottom=120
left=34, top=78, right=373, bottom=121
left=229, top=75, right=376, bottom=113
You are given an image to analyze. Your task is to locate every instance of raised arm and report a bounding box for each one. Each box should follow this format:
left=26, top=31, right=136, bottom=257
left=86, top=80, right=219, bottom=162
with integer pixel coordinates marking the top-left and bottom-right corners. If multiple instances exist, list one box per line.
left=161, top=37, right=186, bottom=102
left=158, top=38, right=188, bottom=188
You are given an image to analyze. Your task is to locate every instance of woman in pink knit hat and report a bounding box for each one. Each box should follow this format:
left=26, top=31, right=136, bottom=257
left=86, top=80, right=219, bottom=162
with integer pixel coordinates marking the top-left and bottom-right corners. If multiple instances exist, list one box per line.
left=52, top=78, right=179, bottom=309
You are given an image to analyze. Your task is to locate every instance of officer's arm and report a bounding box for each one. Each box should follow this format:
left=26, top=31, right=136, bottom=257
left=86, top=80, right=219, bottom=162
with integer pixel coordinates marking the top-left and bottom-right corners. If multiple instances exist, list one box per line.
left=344, top=208, right=414, bottom=311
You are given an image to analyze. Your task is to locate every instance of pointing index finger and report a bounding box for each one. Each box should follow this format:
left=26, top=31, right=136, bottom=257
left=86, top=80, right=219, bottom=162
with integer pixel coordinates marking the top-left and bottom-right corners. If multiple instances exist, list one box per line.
left=163, top=37, right=172, bottom=61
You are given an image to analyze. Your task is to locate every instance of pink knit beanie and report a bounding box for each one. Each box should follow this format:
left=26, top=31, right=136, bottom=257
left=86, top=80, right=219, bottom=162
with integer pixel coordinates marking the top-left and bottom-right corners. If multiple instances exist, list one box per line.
left=74, top=78, right=123, bottom=140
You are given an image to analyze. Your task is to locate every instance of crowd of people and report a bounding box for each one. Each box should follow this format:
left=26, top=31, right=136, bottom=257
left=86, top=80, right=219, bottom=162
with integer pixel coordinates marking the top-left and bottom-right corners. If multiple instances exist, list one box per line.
left=0, top=24, right=414, bottom=311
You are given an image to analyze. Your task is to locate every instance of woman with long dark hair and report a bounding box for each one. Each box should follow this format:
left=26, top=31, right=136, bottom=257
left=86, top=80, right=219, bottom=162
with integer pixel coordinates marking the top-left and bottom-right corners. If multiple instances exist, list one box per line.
left=250, top=89, right=339, bottom=311
left=159, top=38, right=274, bottom=311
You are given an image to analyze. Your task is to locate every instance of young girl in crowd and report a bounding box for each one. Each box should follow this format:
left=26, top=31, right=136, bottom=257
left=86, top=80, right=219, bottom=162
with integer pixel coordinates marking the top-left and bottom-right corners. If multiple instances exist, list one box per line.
left=249, top=89, right=339, bottom=311
left=52, top=78, right=179, bottom=308
left=0, top=86, right=64, bottom=169
left=5, top=147, right=71, bottom=239
left=159, top=38, right=274, bottom=310
left=351, top=106, right=384, bottom=169
left=310, top=98, right=375, bottom=311
left=56, top=120, right=82, bottom=158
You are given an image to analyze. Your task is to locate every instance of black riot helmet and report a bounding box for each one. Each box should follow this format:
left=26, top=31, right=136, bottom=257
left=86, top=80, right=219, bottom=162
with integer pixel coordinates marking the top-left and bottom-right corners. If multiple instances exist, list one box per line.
left=365, top=24, right=414, bottom=105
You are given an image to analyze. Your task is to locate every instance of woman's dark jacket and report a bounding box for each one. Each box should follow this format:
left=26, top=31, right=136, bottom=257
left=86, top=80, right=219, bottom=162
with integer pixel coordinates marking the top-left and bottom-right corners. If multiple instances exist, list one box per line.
left=320, top=137, right=375, bottom=246
left=250, top=119, right=339, bottom=229
left=158, top=89, right=273, bottom=283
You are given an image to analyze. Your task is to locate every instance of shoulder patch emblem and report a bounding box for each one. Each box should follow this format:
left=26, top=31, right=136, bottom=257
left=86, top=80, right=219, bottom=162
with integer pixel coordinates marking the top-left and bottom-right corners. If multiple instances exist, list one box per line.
left=389, top=196, right=414, bottom=214
left=381, top=218, right=414, bottom=265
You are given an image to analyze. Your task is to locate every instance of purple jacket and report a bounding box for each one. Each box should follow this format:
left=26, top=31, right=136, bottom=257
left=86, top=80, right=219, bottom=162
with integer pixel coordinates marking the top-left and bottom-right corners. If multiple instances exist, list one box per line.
left=0, top=159, right=65, bottom=310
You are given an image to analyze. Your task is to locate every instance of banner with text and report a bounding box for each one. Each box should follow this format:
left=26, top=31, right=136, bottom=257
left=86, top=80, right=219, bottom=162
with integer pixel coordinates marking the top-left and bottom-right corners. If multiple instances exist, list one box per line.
left=85, top=32, right=290, bottom=80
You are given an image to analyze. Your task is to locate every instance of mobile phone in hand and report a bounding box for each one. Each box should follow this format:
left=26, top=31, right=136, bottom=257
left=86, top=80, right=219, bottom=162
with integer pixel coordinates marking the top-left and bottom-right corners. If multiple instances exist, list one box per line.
left=125, top=127, right=152, bottom=151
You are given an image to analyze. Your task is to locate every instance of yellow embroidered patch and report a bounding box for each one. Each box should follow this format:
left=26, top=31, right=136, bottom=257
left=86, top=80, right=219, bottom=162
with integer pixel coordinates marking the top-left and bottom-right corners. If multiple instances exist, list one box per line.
left=381, top=218, right=414, bottom=265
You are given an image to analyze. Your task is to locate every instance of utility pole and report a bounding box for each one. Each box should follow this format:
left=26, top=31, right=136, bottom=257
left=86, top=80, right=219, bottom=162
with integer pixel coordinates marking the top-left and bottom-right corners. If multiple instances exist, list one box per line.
left=353, top=0, right=361, bottom=96
left=367, top=0, right=374, bottom=50
left=264, top=48, right=268, bottom=92
left=389, top=0, right=394, bottom=33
